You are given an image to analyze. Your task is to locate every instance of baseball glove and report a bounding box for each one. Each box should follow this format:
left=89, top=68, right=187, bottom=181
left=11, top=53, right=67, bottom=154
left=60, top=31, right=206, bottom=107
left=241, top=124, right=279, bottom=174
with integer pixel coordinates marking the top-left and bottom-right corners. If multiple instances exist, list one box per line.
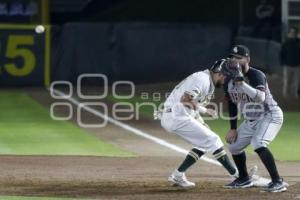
left=223, top=59, right=244, bottom=82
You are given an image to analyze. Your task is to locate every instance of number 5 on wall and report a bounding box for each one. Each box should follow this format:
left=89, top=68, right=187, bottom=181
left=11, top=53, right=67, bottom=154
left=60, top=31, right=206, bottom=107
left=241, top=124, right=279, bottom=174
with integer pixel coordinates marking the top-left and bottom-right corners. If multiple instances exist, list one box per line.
left=4, top=35, right=36, bottom=76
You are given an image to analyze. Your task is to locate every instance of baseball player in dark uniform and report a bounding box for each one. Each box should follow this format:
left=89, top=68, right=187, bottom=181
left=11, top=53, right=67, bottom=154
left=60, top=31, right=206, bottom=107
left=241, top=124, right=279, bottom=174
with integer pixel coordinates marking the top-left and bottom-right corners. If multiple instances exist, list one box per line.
left=223, top=45, right=287, bottom=192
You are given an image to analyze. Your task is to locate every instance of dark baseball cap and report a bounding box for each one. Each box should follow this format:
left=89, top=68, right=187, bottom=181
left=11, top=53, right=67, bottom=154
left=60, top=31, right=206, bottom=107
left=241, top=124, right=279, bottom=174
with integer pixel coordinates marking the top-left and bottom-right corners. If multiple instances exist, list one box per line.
left=229, top=45, right=250, bottom=58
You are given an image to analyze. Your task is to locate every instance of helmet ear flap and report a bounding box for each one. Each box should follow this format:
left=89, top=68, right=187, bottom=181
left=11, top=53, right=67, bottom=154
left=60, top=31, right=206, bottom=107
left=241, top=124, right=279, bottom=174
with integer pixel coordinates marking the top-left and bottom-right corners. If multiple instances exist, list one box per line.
left=220, top=62, right=232, bottom=77
left=211, top=59, right=227, bottom=73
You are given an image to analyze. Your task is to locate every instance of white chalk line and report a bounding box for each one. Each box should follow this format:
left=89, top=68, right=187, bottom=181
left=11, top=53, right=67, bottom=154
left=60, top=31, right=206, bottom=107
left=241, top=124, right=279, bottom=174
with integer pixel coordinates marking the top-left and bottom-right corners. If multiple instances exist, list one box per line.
left=49, top=88, right=221, bottom=166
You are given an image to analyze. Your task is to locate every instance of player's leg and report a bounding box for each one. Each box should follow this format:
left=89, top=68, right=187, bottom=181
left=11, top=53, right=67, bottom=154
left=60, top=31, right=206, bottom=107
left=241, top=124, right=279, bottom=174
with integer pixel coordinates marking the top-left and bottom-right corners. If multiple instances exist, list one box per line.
left=252, top=121, right=281, bottom=185
left=212, top=147, right=237, bottom=176
left=177, top=148, right=204, bottom=173
left=168, top=147, right=203, bottom=187
left=175, top=121, right=238, bottom=176
left=224, top=121, right=253, bottom=188
left=251, top=108, right=286, bottom=192
left=161, top=113, right=199, bottom=187
left=168, top=116, right=237, bottom=187
left=174, top=117, right=237, bottom=175
left=169, top=117, right=208, bottom=180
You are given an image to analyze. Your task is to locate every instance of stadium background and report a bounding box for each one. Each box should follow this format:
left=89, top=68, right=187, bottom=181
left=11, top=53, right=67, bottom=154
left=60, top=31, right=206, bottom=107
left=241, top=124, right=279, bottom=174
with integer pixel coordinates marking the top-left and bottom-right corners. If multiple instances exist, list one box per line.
left=0, top=0, right=299, bottom=199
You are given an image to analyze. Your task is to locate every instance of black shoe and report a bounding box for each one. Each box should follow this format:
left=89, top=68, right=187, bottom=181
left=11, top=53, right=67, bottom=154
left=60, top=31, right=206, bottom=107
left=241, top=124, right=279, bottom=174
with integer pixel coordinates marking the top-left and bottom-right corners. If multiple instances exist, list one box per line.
left=223, top=177, right=253, bottom=189
left=262, top=179, right=287, bottom=193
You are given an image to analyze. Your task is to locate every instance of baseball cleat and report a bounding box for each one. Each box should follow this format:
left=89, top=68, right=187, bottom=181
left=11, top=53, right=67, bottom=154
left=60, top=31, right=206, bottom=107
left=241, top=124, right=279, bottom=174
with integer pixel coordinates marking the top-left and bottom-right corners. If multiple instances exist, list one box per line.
left=168, top=170, right=195, bottom=188
left=223, top=177, right=253, bottom=189
left=262, top=179, right=287, bottom=193
left=283, top=181, right=289, bottom=187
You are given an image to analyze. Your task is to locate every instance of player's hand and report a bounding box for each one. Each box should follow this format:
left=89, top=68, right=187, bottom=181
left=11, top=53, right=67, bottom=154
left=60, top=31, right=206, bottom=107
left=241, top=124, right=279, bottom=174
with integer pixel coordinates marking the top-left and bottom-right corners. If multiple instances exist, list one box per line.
left=225, top=129, right=238, bottom=144
left=232, top=69, right=244, bottom=83
left=206, top=108, right=217, bottom=118
left=226, top=59, right=244, bottom=82
left=234, top=80, right=244, bottom=86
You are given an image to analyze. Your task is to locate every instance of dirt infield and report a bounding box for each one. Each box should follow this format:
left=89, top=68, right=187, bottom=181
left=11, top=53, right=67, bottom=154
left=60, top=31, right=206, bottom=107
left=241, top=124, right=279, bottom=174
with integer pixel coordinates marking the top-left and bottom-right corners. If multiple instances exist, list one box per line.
left=0, top=156, right=299, bottom=200
left=0, top=87, right=298, bottom=199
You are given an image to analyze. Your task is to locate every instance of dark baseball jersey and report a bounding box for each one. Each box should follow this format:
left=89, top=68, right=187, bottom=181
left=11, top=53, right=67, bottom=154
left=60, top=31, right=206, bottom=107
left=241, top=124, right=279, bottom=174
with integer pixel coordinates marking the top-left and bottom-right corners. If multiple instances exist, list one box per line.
left=224, top=67, right=278, bottom=121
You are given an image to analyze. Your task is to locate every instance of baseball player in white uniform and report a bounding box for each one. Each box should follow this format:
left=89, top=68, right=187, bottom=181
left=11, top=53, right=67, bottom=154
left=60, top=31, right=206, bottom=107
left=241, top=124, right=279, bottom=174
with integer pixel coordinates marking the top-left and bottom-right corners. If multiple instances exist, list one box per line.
left=160, top=59, right=238, bottom=188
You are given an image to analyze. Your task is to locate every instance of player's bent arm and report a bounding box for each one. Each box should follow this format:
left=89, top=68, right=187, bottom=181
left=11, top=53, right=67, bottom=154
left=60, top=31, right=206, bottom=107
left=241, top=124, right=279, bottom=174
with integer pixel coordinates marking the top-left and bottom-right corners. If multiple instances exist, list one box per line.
left=239, top=82, right=266, bottom=102
left=196, top=104, right=208, bottom=114
left=180, top=92, right=208, bottom=113
left=180, top=92, right=198, bottom=110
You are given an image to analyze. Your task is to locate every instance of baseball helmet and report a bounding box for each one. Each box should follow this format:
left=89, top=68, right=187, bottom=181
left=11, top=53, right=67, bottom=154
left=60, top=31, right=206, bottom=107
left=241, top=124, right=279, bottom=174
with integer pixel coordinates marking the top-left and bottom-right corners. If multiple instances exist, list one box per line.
left=210, top=59, right=232, bottom=77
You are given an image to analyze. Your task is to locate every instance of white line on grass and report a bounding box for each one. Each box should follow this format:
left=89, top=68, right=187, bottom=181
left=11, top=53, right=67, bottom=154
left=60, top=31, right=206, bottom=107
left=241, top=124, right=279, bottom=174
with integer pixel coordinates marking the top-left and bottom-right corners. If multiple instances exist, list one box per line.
left=49, top=88, right=221, bottom=166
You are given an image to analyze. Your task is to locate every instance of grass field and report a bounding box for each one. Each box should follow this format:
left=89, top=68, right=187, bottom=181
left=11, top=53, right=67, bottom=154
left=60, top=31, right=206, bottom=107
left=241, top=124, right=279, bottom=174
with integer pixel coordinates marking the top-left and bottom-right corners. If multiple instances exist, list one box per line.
left=0, top=91, right=133, bottom=157
left=108, top=94, right=300, bottom=161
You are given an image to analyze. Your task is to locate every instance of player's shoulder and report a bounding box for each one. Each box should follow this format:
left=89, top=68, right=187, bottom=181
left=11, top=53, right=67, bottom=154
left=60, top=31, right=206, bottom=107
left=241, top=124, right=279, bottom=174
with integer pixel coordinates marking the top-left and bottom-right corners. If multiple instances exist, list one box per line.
left=246, top=67, right=266, bottom=80
left=191, top=70, right=210, bottom=80
left=246, top=67, right=267, bottom=88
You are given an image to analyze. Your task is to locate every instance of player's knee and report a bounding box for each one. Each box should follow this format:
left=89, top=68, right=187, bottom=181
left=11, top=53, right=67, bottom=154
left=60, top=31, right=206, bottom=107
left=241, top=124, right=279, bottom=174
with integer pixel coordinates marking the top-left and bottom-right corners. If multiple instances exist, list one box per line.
left=190, top=148, right=205, bottom=159
left=210, top=134, right=221, bottom=143
left=213, top=147, right=224, bottom=155
left=212, top=147, right=228, bottom=159
left=254, top=146, right=267, bottom=154
left=228, top=144, right=242, bottom=155
left=211, top=135, right=219, bottom=143
left=251, top=137, right=268, bottom=150
left=211, top=135, right=223, bottom=148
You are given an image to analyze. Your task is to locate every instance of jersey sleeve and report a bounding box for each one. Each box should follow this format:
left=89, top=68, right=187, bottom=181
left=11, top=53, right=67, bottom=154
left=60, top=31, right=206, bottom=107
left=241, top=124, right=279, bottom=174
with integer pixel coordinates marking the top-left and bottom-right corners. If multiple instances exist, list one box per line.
left=223, top=77, right=231, bottom=100
left=183, top=74, right=208, bottom=100
left=249, top=70, right=267, bottom=91
left=228, top=100, right=238, bottom=129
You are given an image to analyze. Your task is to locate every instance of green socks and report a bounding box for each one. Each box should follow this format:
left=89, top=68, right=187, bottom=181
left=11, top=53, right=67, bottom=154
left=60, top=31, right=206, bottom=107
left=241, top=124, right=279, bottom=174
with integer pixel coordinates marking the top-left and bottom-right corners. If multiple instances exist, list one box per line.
left=178, top=148, right=204, bottom=172
left=214, top=148, right=237, bottom=175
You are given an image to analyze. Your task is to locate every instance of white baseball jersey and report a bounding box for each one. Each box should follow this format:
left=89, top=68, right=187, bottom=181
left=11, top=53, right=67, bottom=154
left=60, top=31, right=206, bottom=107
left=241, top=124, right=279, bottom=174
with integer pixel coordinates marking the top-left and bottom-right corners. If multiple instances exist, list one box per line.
left=164, top=69, right=214, bottom=111
left=161, top=70, right=223, bottom=153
